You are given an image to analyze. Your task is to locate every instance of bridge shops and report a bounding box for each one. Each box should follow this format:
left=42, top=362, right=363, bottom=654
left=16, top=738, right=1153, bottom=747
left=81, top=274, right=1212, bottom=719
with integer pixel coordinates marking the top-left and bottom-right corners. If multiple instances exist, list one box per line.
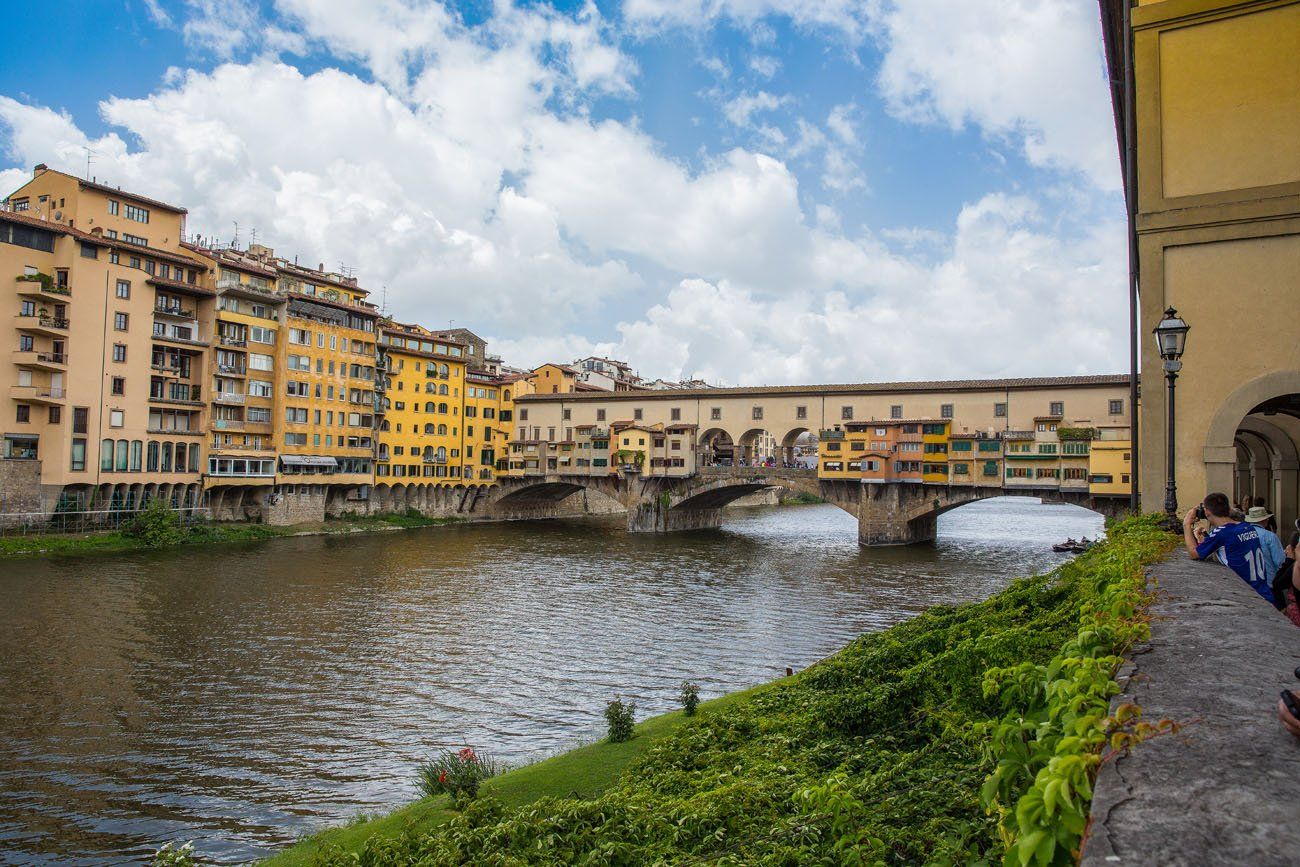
left=491, top=376, right=1133, bottom=544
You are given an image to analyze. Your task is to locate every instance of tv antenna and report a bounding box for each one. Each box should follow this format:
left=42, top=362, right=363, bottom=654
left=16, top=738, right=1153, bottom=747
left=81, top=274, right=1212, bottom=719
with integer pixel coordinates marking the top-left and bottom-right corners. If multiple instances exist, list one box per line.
left=232, top=221, right=240, bottom=249
left=83, top=147, right=96, bottom=180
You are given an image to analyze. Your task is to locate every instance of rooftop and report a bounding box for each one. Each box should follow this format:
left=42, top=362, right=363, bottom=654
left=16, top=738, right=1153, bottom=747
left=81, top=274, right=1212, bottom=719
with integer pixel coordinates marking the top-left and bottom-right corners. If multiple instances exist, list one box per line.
left=516, top=374, right=1131, bottom=402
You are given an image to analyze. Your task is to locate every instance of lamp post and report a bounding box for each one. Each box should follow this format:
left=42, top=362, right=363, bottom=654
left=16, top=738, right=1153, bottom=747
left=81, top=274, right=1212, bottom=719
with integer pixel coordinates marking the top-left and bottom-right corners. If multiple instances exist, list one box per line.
left=1153, top=307, right=1190, bottom=518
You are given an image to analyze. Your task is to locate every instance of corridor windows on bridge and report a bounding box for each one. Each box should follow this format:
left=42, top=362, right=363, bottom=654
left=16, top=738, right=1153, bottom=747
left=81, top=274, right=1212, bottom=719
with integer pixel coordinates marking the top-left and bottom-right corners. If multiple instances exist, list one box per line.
left=596, top=409, right=606, bottom=421
left=1050, top=401, right=1065, bottom=416
left=633, top=409, right=643, bottom=421
left=1109, top=399, right=1124, bottom=416
left=890, top=404, right=903, bottom=419
left=796, top=405, right=807, bottom=420
left=941, top=404, right=954, bottom=419
left=752, top=406, right=764, bottom=420
left=995, top=402, right=1007, bottom=417
left=710, top=407, right=721, bottom=420
left=841, top=406, right=853, bottom=420
left=562, top=409, right=571, bottom=420
left=671, top=408, right=681, bottom=421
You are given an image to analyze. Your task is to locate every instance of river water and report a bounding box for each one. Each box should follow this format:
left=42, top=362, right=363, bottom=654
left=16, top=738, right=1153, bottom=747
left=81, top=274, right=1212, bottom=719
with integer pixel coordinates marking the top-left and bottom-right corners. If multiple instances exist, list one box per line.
left=0, top=497, right=1103, bottom=864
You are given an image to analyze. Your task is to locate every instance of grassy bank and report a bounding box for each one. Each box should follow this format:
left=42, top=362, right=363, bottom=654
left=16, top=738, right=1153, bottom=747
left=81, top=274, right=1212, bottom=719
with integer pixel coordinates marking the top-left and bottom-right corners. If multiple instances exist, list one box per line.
left=0, top=511, right=464, bottom=559
left=261, top=516, right=1173, bottom=867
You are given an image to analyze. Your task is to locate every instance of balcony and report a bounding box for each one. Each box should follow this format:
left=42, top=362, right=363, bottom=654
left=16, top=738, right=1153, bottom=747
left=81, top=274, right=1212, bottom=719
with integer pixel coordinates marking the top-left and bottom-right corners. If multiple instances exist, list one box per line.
left=153, top=303, right=196, bottom=320
left=212, top=418, right=245, bottom=431
left=15, top=274, right=72, bottom=300
left=14, top=313, right=69, bottom=335
left=218, top=335, right=248, bottom=348
left=149, top=386, right=203, bottom=407
left=9, top=384, right=65, bottom=404
left=216, top=363, right=247, bottom=377
left=12, top=349, right=67, bottom=370
left=147, top=427, right=204, bottom=437
left=152, top=331, right=210, bottom=349
left=213, top=391, right=246, bottom=405
left=423, top=455, right=448, bottom=464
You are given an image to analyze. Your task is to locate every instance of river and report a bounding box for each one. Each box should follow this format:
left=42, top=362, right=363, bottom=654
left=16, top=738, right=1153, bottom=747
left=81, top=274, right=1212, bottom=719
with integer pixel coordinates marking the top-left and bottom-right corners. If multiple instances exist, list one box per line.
left=0, top=497, right=1103, bottom=864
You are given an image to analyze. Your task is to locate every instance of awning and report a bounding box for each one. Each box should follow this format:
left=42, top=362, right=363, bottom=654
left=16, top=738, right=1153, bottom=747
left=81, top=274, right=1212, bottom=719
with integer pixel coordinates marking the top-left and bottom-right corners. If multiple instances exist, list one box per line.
left=280, top=455, right=338, bottom=467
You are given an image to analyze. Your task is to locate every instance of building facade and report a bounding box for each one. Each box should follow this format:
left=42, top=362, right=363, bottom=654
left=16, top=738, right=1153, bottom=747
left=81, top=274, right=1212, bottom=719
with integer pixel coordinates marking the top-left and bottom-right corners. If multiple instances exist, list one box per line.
left=1101, top=0, right=1300, bottom=528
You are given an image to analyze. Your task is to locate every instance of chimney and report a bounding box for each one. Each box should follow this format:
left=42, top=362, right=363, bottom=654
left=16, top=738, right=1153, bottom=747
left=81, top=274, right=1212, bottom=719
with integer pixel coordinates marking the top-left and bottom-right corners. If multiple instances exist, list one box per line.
left=318, top=262, right=324, bottom=271
left=33, top=163, right=47, bottom=176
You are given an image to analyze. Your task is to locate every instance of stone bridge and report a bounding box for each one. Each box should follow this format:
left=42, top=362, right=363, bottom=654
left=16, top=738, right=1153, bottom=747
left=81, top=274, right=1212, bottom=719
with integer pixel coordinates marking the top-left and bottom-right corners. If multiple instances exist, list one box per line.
left=483, top=467, right=1129, bottom=545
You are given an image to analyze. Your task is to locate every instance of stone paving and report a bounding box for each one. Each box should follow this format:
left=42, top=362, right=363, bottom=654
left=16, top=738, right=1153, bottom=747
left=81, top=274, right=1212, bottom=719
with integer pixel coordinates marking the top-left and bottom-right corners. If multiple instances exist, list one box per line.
left=1081, top=551, right=1300, bottom=866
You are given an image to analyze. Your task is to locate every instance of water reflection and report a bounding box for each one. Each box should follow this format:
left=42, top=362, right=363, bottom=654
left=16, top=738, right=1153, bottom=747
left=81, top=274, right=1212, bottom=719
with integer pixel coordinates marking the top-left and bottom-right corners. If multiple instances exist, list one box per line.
left=0, top=497, right=1102, bottom=863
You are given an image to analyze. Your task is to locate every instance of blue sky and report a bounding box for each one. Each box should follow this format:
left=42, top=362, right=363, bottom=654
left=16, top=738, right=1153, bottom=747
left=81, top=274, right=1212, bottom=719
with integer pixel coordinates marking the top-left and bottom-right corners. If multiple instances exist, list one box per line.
left=0, top=1, right=1126, bottom=385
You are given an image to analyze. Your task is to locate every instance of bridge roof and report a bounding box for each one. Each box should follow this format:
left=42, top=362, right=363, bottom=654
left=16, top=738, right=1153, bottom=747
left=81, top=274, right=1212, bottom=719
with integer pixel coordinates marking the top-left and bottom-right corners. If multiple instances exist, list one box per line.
left=515, top=374, right=1130, bottom=402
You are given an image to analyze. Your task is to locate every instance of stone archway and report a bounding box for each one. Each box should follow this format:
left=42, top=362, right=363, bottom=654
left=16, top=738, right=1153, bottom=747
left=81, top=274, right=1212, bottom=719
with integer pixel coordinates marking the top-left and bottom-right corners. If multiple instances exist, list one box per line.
left=697, top=428, right=735, bottom=467
left=1204, top=372, right=1300, bottom=530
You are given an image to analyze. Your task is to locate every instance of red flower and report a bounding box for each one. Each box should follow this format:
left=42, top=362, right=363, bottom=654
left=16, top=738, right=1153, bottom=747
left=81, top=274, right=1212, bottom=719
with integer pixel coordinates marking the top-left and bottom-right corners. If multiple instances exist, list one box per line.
left=438, top=770, right=447, bottom=784
left=458, top=747, right=476, bottom=763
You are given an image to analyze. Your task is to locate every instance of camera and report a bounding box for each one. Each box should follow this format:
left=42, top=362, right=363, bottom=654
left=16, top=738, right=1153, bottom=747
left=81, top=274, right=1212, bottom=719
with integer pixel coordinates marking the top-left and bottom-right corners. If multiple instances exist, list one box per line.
left=1195, top=504, right=1206, bottom=520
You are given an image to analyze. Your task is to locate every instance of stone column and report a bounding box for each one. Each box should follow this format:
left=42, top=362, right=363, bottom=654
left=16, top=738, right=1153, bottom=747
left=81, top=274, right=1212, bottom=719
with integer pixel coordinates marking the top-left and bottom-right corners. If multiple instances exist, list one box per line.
left=857, top=483, right=938, bottom=546
left=626, top=498, right=721, bottom=533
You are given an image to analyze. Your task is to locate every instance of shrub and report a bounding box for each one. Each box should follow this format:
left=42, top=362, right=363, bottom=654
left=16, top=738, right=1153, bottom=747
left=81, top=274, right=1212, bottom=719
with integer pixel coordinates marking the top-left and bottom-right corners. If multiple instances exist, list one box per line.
left=404, top=506, right=423, bottom=519
left=124, top=499, right=185, bottom=548
left=417, top=747, right=500, bottom=802
left=604, top=698, right=636, bottom=742
left=151, top=841, right=196, bottom=866
left=679, top=681, right=700, bottom=716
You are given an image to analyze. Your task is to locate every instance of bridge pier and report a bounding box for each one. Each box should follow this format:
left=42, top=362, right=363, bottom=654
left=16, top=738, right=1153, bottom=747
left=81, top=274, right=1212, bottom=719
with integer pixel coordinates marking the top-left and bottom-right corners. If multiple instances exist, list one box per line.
left=857, top=483, right=941, bottom=545
left=627, top=500, right=721, bottom=533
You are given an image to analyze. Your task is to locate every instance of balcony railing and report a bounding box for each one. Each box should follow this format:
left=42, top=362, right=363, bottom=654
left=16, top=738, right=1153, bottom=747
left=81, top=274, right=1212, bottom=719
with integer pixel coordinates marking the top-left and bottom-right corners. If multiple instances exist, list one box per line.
left=16, top=313, right=70, bottom=330
left=13, top=349, right=66, bottom=366
left=154, top=303, right=196, bottom=319
left=423, top=455, right=447, bottom=464
left=216, top=363, right=247, bottom=375
left=213, top=392, right=246, bottom=404
left=218, top=335, right=248, bottom=347
left=15, top=274, right=71, bottom=297
left=213, top=418, right=245, bottom=430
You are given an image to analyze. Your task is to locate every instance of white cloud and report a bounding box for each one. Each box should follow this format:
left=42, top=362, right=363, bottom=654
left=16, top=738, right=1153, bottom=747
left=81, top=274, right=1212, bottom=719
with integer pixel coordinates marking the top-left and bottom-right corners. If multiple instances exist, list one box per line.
left=623, top=0, right=872, bottom=43
left=748, top=54, right=780, bottom=78
left=869, top=0, right=1119, bottom=188
left=0, top=0, right=1126, bottom=386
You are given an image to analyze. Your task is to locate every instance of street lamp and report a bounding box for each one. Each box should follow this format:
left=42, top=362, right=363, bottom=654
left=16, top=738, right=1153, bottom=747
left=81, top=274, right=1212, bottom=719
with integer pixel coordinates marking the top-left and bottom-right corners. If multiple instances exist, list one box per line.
left=1153, top=307, right=1190, bottom=517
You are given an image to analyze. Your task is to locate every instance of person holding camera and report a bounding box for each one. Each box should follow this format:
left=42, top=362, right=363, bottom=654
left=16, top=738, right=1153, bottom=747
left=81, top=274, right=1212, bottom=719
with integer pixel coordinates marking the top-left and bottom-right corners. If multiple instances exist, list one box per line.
left=1184, top=491, right=1275, bottom=604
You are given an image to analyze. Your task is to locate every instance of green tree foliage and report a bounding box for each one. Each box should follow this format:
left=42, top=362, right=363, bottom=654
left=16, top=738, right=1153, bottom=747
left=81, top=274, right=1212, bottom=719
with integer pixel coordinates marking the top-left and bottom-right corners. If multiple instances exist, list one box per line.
left=123, top=499, right=185, bottom=548
left=604, top=698, right=636, bottom=743
left=313, top=517, right=1173, bottom=866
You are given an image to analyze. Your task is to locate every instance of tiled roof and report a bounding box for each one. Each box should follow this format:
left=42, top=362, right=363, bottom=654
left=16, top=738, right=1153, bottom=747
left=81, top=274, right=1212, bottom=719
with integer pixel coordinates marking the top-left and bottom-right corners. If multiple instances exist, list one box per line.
left=517, top=374, right=1130, bottom=402
left=0, top=207, right=205, bottom=269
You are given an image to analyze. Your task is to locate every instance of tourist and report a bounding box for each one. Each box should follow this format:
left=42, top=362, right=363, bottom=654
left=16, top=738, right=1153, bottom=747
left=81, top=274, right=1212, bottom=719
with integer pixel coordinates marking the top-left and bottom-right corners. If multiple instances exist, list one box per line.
left=1244, top=505, right=1286, bottom=578
left=1183, top=492, right=1274, bottom=604
left=1280, top=691, right=1300, bottom=740
left=1252, top=496, right=1279, bottom=533
left=1272, top=532, right=1300, bottom=627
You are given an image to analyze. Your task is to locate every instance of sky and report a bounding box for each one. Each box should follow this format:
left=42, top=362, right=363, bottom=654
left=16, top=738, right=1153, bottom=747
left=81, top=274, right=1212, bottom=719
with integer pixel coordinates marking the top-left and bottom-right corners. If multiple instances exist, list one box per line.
left=0, top=0, right=1125, bottom=386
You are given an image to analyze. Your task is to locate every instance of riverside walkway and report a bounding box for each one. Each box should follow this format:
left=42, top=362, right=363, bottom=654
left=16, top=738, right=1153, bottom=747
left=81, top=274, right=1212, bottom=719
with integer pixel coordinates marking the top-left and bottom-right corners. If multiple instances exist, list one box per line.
left=1082, top=553, right=1300, bottom=865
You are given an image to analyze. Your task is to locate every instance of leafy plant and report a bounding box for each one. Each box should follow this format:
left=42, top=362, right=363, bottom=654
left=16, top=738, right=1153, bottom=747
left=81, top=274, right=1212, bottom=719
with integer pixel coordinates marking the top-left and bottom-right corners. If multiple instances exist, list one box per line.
left=1057, top=427, right=1098, bottom=441
left=679, top=681, right=701, bottom=716
left=16, top=271, right=55, bottom=292
left=123, top=499, right=185, bottom=548
left=417, top=746, right=501, bottom=802
left=604, top=698, right=636, bottom=742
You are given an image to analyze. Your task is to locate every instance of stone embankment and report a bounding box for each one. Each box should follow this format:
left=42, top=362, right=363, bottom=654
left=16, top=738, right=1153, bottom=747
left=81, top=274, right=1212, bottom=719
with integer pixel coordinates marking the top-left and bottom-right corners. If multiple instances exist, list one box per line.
left=1082, top=554, right=1300, bottom=865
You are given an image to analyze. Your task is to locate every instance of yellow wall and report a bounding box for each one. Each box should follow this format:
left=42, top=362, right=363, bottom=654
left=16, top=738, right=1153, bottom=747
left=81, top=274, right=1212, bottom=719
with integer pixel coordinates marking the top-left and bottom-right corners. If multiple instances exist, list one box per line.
left=377, top=334, right=467, bottom=485
left=1090, top=441, right=1133, bottom=497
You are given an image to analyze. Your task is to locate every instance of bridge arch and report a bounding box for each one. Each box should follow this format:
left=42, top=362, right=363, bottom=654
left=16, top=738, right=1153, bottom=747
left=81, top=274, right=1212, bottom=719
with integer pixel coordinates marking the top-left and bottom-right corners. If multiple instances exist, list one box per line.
left=698, top=428, right=736, bottom=465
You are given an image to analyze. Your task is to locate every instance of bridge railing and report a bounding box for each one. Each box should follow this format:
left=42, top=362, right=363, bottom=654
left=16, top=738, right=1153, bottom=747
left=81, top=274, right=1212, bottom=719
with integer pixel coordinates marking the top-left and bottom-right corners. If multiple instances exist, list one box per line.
left=697, top=466, right=816, bottom=479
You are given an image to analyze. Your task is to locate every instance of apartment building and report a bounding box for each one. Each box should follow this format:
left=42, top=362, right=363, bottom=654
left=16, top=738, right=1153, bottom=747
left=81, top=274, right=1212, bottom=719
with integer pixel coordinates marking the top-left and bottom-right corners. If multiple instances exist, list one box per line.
left=377, top=322, right=468, bottom=483
left=1, top=165, right=212, bottom=520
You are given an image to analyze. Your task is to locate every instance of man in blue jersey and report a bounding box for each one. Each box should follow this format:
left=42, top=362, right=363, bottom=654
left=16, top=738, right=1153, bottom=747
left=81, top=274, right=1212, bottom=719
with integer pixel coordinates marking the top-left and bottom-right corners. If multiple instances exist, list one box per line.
left=1184, top=491, right=1275, bottom=604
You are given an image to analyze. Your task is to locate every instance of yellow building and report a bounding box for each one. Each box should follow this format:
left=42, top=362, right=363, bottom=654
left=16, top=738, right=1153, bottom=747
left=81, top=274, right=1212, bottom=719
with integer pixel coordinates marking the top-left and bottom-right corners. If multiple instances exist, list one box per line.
left=817, top=427, right=857, bottom=480
left=377, top=322, right=468, bottom=485
left=1, top=164, right=212, bottom=521
left=921, top=421, right=951, bottom=483
left=531, top=363, right=579, bottom=395
left=1101, top=0, right=1300, bottom=526
left=465, top=370, right=509, bottom=484
left=1088, top=426, right=1133, bottom=497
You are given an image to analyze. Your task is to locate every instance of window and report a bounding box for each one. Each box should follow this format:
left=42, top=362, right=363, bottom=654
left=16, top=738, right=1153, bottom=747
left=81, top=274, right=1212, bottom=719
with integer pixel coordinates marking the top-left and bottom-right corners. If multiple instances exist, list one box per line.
left=634, top=409, right=643, bottom=421
left=80, top=242, right=98, bottom=259
left=519, top=408, right=529, bottom=421
left=15, top=404, right=30, bottom=423
left=116, top=279, right=130, bottom=298
left=671, top=407, right=681, bottom=421
left=562, top=408, right=571, bottom=420
left=952, top=462, right=969, bottom=474
left=711, top=407, right=722, bottom=420
left=994, top=402, right=1007, bottom=418
left=1049, top=401, right=1064, bottom=416
left=250, top=326, right=275, bottom=344
left=752, top=406, right=764, bottom=420
left=100, top=439, right=114, bottom=471
left=70, top=438, right=86, bottom=471
left=249, top=353, right=274, bottom=371
left=108, top=200, right=120, bottom=216
left=1109, top=399, right=1124, bottom=415
left=111, top=377, right=125, bottom=395
left=124, top=203, right=150, bottom=223
left=114, top=312, right=129, bottom=330
left=109, top=409, right=124, bottom=428
left=890, top=405, right=903, bottom=419
left=112, top=343, right=126, bottom=362
left=73, top=407, right=88, bottom=433
left=596, top=408, right=606, bottom=422
left=841, top=406, right=853, bottom=420
left=940, top=403, right=953, bottom=419
left=124, top=236, right=148, bottom=248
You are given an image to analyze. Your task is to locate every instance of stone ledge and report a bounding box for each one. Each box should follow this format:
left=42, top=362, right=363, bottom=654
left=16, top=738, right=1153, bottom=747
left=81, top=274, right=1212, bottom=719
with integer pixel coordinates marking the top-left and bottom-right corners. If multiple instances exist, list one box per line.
left=1081, top=552, right=1300, bottom=867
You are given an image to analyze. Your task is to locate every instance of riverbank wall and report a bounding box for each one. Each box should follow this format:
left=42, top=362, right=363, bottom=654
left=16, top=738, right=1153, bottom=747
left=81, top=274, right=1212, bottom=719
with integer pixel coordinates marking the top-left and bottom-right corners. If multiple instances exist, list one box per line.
left=1081, top=553, right=1300, bottom=865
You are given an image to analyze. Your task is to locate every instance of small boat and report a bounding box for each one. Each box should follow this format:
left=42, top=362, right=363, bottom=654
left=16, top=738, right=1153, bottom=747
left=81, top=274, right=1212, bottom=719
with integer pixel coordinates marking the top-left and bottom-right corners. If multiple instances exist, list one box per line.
left=1052, top=538, right=1078, bottom=553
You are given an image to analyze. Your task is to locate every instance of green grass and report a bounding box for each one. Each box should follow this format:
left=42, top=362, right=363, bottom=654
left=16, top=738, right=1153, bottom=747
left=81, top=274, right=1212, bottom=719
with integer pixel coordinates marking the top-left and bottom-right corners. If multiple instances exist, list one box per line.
left=0, top=513, right=465, bottom=560
left=263, top=686, right=768, bottom=867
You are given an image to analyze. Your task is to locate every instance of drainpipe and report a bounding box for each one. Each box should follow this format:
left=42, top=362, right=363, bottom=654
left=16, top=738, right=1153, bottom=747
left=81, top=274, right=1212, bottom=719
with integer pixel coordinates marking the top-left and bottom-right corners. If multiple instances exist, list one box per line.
left=1123, top=0, right=1141, bottom=513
